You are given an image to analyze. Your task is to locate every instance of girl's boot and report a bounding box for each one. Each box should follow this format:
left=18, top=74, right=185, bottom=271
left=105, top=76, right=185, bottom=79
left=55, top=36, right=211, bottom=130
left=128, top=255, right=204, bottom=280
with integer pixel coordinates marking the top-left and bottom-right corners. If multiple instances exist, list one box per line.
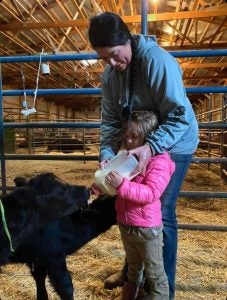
left=121, top=281, right=139, bottom=300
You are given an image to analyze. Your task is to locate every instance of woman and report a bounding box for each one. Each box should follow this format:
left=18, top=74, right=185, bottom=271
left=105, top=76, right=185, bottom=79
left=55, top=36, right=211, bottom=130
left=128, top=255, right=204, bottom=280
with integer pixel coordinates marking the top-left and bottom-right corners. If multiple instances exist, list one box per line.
left=88, top=12, right=199, bottom=300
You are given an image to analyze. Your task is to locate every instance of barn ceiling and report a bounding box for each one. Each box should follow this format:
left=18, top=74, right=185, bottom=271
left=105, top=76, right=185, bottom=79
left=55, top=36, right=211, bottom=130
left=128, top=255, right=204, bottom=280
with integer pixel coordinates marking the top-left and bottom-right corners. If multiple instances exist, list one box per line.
left=0, top=0, right=227, bottom=111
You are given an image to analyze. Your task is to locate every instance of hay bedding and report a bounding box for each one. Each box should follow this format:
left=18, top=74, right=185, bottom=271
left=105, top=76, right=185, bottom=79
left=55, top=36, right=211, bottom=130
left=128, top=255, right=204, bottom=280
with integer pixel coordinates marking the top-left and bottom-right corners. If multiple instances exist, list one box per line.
left=0, top=160, right=226, bottom=300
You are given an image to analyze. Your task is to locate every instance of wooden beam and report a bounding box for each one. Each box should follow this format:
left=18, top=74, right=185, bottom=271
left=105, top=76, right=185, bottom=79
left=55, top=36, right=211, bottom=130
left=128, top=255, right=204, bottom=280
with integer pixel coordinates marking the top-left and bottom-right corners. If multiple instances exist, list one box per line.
left=183, top=75, right=227, bottom=80
left=181, top=62, right=227, bottom=69
left=0, top=9, right=226, bottom=31
left=163, top=42, right=227, bottom=50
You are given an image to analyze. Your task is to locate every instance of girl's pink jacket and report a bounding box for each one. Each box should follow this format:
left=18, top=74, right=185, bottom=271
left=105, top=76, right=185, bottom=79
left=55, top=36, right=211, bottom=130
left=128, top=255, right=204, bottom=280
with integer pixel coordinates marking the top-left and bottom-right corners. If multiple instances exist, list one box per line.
left=115, top=152, right=175, bottom=228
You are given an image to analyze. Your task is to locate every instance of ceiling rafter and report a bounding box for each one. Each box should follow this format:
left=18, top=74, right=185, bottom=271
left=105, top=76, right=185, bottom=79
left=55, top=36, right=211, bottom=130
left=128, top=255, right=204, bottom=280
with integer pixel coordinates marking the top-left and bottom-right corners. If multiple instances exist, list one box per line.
left=209, top=17, right=227, bottom=44
left=181, top=61, right=227, bottom=69
left=116, top=0, right=125, bottom=14
left=168, top=0, right=182, bottom=46
left=180, top=0, right=200, bottom=46
left=0, top=2, right=23, bottom=23
left=165, top=21, right=194, bottom=44
left=57, top=0, right=87, bottom=52
left=1, top=9, right=227, bottom=31
left=9, top=0, right=25, bottom=20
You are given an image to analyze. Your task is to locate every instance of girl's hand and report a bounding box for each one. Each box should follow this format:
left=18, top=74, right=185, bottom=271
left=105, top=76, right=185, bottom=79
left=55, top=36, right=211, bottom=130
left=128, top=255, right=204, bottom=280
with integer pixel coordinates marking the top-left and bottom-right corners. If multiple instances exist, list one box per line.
left=90, top=183, right=103, bottom=196
left=105, top=171, right=123, bottom=188
left=128, top=144, right=152, bottom=176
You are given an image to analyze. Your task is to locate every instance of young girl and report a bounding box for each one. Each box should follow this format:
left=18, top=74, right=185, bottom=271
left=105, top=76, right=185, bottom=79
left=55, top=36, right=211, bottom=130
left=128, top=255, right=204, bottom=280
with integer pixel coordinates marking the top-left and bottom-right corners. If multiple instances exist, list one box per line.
left=105, top=111, right=175, bottom=300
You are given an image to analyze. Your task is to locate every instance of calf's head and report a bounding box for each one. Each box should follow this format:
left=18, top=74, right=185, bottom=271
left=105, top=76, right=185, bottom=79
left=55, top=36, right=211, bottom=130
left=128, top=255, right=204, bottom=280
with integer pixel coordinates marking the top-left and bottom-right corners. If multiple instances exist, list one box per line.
left=13, top=172, right=90, bottom=220
left=80, top=194, right=117, bottom=231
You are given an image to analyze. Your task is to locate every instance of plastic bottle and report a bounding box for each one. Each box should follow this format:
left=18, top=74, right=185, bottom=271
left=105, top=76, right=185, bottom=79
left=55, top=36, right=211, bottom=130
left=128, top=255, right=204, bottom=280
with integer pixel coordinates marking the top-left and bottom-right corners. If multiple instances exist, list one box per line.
left=95, top=150, right=139, bottom=195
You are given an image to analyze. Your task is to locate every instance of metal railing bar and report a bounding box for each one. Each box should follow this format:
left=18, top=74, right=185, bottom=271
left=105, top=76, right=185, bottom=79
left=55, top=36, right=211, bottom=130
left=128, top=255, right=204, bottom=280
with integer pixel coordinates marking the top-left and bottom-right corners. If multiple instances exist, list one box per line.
left=178, top=224, right=227, bottom=231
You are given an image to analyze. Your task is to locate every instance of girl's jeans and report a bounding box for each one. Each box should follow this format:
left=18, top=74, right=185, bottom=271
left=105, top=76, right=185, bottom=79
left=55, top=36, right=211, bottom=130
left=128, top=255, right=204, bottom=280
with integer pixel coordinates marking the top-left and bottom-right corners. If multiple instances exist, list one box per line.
left=119, top=224, right=169, bottom=299
left=161, top=153, right=193, bottom=300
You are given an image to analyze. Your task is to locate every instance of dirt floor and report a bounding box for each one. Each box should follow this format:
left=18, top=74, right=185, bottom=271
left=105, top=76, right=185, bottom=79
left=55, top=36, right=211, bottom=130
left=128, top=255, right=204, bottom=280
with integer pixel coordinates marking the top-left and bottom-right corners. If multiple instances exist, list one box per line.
left=0, top=157, right=226, bottom=300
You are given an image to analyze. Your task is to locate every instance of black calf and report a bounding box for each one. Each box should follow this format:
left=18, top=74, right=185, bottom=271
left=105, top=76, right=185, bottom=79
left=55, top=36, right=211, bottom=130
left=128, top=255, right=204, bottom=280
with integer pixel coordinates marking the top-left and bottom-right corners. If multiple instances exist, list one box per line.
left=9, top=194, right=117, bottom=300
left=0, top=172, right=90, bottom=264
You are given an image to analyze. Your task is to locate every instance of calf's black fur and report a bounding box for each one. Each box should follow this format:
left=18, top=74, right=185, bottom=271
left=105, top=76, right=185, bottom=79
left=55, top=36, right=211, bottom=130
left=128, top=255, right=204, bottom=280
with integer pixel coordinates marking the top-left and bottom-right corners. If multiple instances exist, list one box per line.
left=0, top=172, right=89, bottom=264
left=7, top=194, right=117, bottom=300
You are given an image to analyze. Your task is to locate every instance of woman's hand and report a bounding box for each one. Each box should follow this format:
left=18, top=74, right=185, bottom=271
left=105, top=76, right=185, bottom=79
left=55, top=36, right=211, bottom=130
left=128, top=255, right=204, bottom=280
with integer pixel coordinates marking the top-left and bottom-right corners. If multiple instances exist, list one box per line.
left=99, top=159, right=111, bottom=170
left=105, top=171, right=123, bottom=188
left=128, top=144, right=152, bottom=175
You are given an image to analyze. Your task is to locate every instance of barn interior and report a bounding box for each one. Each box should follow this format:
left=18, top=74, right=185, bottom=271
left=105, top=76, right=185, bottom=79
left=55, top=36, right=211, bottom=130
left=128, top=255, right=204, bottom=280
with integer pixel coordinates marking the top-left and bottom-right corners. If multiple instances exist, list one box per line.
left=0, top=1, right=227, bottom=300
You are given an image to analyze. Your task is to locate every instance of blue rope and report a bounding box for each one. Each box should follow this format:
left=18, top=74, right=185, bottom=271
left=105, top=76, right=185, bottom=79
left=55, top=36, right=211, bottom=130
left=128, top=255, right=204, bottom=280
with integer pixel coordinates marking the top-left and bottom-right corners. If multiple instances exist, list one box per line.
left=0, top=199, right=14, bottom=252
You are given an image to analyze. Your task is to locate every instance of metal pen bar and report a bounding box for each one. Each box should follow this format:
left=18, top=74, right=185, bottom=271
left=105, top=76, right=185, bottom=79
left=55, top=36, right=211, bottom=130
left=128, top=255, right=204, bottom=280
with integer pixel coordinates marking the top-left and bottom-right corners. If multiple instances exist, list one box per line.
left=178, top=224, right=227, bottom=231
left=1, top=49, right=227, bottom=63
left=2, top=86, right=227, bottom=97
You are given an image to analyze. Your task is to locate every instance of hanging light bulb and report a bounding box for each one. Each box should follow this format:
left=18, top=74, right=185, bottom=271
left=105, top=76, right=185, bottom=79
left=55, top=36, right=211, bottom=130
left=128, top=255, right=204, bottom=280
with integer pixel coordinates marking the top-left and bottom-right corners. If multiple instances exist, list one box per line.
left=41, top=62, right=50, bottom=75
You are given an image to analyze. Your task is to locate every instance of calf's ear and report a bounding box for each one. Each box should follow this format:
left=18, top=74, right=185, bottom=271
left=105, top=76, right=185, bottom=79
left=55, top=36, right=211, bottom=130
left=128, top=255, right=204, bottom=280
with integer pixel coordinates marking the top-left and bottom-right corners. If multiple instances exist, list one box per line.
left=14, top=176, right=28, bottom=187
left=13, top=186, right=38, bottom=208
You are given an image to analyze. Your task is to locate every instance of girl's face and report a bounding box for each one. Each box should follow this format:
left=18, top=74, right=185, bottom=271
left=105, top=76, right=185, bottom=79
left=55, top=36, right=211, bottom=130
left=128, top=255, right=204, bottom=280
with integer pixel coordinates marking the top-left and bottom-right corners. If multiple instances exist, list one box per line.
left=95, top=43, right=132, bottom=72
left=124, top=123, right=143, bottom=150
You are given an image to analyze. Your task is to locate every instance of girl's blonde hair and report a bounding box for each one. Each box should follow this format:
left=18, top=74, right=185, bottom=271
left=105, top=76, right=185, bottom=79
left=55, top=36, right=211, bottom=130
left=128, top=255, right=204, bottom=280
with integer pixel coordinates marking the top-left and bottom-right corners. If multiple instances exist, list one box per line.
left=121, top=110, right=159, bottom=144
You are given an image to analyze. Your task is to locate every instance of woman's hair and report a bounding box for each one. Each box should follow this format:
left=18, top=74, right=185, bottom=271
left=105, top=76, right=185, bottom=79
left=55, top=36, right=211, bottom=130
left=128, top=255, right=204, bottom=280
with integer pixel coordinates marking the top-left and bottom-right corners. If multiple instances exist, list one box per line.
left=89, top=12, right=138, bottom=121
left=122, top=111, right=159, bottom=143
left=88, top=12, right=131, bottom=48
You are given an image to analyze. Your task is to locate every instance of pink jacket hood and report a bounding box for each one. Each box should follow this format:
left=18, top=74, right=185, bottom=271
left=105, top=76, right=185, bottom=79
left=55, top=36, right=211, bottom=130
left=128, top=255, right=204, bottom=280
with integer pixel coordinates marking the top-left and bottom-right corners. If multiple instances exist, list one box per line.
left=115, top=152, right=175, bottom=227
